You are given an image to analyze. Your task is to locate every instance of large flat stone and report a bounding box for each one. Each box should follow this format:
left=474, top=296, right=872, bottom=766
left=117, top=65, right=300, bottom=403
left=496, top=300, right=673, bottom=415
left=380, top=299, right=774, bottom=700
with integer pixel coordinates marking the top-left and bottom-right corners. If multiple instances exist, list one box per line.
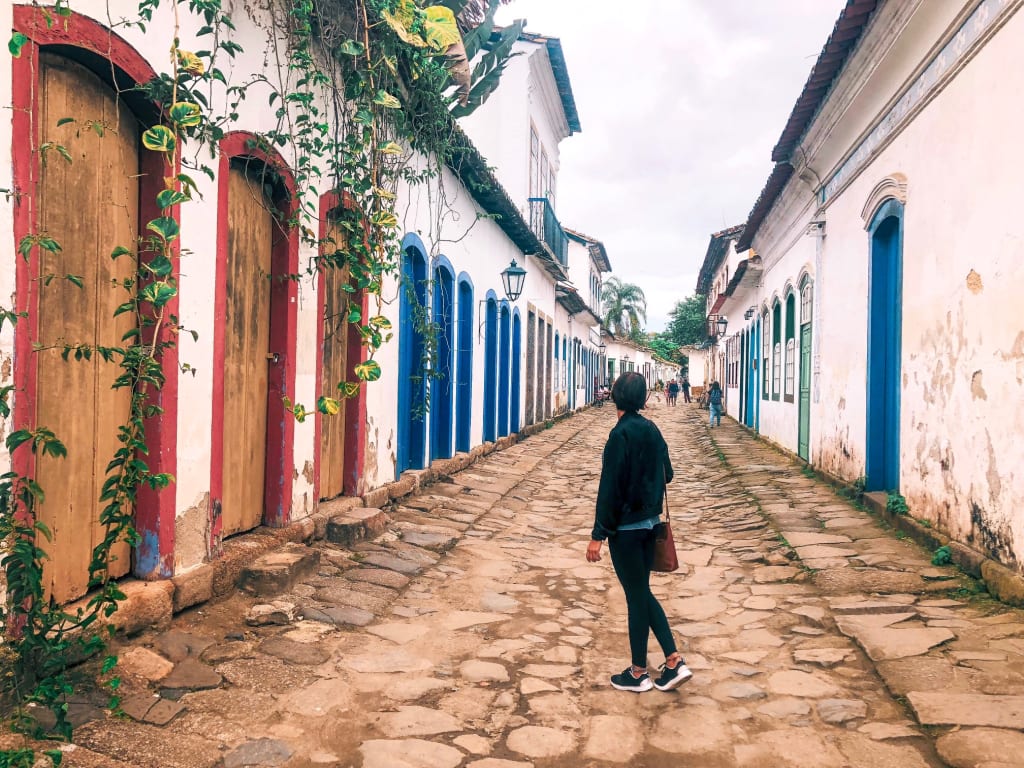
left=506, top=726, right=575, bottom=758
left=258, top=636, right=330, bottom=665
left=359, top=739, right=463, bottom=768
left=400, top=530, right=458, bottom=553
left=239, top=543, right=321, bottom=597
left=326, top=508, right=388, bottom=547
left=373, top=706, right=463, bottom=737
left=159, top=658, right=222, bottom=692
left=908, top=692, right=1024, bottom=728
left=767, top=670, right=841, bottom=698
left=359, top=553, right=424, bottom=575
left=842, top=626, right=955, bottom=661
left=782, top=532, right=853, bottom=547
left=936, top=727, right=1024, bottom=767
left=649, top=707, right=732, bottom=756
left=347, top=567, right=411, bottom=589
left=223, top=738, right=293, bottom=768
left=583, top=715, right=643, bottom=763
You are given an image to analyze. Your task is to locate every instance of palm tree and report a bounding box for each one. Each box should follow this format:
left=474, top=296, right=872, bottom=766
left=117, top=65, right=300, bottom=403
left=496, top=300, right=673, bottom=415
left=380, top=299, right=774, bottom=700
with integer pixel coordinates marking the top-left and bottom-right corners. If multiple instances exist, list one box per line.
left=602, top=277, right=647, bottom=337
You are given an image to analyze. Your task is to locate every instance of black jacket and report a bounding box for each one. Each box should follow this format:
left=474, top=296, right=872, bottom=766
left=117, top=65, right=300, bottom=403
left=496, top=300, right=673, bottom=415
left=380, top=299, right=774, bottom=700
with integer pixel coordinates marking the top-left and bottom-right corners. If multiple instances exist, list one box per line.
left=591, top=412, right=673, bottom=541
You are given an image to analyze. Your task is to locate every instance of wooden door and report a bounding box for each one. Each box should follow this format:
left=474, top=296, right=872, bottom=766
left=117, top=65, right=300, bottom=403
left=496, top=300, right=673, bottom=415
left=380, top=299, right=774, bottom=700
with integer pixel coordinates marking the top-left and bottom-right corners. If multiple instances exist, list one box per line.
left=319, top=223, right=349, bottom=500
left=35, top=54, right=138, bottom=602
left=798, top=324, right=812, bottom=460
left=222, top=163, right=273, bottom=535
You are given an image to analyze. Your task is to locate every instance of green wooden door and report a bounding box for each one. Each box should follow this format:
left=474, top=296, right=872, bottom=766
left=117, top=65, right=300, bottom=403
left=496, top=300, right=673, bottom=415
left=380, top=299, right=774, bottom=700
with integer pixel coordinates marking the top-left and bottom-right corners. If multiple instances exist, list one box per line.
left=798, top=323, right=812, bottom=460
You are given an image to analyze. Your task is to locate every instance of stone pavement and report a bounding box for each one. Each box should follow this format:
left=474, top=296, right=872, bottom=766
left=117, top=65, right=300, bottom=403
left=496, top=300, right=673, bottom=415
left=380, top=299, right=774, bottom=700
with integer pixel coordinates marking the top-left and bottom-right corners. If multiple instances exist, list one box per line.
left=48, top=402, right=1024, bottom=767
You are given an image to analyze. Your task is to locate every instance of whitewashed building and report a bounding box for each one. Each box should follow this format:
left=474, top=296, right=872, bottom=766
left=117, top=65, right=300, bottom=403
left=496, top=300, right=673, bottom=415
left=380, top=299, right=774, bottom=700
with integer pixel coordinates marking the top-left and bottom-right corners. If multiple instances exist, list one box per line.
left=700, top=0, right=1024, bottom=573
left=0, top=2, right=620, bottom=602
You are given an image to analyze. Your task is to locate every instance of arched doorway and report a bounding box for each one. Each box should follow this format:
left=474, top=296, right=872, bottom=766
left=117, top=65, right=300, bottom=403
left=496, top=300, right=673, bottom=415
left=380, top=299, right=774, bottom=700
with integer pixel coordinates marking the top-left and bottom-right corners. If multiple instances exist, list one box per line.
left=430, top=260, right=455, bottom=460
left=511, top=310, right=522, bottom=432
left=455, top=275, right=474, bottom=453
left=397, top=236, right=428, bottom=475
left=483, top=294, right=499, bottom=442
left=315, top=193, right=367, bottom=500
left=31, top=53, right=140, bottom=600
left=866, top=200, right=904, bottom=492
left=798, top=276, right=814, bottom=461
left=498, top=301, right=511, bottom=438
left=12, top=9, right=180, bottom=593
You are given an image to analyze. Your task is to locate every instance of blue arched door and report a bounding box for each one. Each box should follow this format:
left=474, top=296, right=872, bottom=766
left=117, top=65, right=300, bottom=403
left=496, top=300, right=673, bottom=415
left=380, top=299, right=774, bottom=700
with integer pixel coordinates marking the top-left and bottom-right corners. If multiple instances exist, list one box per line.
left=866, top=199, right=904, bottom=492
left=397, top=238, right=428, bottom=476
left=430, top=261, right=454, bottom=461
left=511, top=311, right=522, bottom=432
left=498, top=302, right=511, bottom=437
left=455, top=276, right=473, bottom=453
left=483, top=294, right=498, bottom=442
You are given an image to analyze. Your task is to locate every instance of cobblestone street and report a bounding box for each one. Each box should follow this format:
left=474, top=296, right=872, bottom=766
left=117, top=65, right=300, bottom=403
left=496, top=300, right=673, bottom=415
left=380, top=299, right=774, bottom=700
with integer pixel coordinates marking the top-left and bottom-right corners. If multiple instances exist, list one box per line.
left=61, top=402, right=1024, bottom=768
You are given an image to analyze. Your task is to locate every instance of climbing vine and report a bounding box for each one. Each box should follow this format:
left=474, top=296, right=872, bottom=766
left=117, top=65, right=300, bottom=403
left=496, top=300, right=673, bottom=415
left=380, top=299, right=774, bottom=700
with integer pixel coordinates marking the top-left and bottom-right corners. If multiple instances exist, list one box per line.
left=1, top=0, right=520, bottom=758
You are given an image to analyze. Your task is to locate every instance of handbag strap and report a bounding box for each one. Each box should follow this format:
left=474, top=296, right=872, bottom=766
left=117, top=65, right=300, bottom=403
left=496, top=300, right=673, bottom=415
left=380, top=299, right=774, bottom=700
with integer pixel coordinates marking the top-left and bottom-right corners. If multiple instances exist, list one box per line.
left=662, top=467, right=671, bottom=523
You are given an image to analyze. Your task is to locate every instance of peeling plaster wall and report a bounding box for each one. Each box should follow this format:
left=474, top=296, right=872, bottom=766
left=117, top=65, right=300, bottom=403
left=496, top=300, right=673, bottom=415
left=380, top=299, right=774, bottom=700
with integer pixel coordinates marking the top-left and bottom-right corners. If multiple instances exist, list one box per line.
left=753, top=2, right=1024, bottom=570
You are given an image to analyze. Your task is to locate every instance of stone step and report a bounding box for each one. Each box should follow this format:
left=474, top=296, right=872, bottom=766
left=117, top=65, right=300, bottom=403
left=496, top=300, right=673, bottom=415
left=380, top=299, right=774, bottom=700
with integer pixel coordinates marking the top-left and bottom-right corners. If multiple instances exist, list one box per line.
left=326, top=507, right=389, bottom=547
left=238, top=542, right=321, bottom=597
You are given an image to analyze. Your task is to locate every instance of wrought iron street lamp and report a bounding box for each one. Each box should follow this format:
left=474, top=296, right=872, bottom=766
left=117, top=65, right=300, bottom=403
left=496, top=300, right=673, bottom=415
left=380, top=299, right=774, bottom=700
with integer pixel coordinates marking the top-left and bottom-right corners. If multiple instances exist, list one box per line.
left=500, top=259, right=527, bottom=302
left=717, top=315, right=729, bottom=337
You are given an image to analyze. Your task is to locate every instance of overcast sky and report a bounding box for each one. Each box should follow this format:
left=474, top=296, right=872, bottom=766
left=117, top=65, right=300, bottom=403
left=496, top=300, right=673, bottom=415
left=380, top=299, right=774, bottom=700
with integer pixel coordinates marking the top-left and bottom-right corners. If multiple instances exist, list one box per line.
left=495, top=0, right=846, bottom=331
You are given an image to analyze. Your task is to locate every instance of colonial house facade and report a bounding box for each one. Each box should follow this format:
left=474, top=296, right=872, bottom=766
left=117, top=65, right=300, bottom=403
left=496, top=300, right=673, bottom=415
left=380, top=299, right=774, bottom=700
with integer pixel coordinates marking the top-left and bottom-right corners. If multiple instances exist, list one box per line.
left=0, top=2, right=623, bottom=602
left=698, top=0, right=1024, bottom=574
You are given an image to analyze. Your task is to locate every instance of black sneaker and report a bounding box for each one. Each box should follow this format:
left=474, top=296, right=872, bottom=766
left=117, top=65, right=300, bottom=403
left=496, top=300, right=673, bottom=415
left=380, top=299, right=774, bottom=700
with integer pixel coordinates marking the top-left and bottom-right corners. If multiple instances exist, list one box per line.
left=610, top=667, right=653, bottom=692
left=654, top=660, right=693, bottom=691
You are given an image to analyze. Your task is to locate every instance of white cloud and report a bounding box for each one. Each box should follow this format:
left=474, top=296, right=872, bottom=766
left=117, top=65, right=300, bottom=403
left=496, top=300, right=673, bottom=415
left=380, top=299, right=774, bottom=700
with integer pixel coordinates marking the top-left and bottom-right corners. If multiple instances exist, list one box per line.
left=495, top=0, right=846, bottom=330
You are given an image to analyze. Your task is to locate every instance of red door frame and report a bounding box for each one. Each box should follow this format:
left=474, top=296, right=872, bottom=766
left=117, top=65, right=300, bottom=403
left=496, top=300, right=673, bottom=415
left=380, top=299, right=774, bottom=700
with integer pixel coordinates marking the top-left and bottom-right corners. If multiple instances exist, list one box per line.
left=10, top=7, right=179, bottom=580
left=313, top=191, right=368, bottom=501
left=210, top=132, right=299, bottom=552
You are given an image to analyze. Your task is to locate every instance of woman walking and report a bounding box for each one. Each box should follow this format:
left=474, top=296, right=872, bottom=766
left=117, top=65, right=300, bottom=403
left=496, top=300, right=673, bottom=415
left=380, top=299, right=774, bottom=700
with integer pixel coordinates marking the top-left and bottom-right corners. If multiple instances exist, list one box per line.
left=708, top=380, right=723, bottom=427
left=586, top=372, right=692, bottom=692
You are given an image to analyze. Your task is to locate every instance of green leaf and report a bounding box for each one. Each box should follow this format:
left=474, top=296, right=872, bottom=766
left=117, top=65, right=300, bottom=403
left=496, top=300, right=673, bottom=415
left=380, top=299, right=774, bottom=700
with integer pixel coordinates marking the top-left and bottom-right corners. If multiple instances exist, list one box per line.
left=369, top=315, right=392, bottom=330
left=56, top=117, right=75, bottom=126
left=317, top=396, right=340, bottom=415
left=373, top=90, right=402, bottom=110
left=169, top=101, right=202, bottom=128
left=139, top=281, right=177, bottom=308
left=377, top=141, right=404, bottom=156
left=156, top=188, right=189, bottom=209
left=338, top=381, right=361, bottom=398
left=147, top=216, right=180, bottom=242
left=111, top=245, right=133, bottom=260
left=423, top=6, right=461, bottom=51
left=8, top=32, right=29, bottom=57
left=337, top=39, right=365, bottom=56
left=148, top=254, right=174, bottom=278
left=354, top=359, right=381, bottom=382
left=141, top=125, right=176, bottom=153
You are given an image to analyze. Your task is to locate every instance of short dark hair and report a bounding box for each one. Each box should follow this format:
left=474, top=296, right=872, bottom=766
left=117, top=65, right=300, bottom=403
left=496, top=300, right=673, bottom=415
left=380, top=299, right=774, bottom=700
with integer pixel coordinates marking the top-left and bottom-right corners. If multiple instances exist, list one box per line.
left=612, top=372, right=647, bottom=412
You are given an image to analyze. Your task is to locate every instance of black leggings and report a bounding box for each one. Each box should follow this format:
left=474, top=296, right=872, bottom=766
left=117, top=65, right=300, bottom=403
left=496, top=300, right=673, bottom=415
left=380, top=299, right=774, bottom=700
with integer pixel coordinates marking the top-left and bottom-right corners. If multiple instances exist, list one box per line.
left=609, top=528, right=677, bottom=668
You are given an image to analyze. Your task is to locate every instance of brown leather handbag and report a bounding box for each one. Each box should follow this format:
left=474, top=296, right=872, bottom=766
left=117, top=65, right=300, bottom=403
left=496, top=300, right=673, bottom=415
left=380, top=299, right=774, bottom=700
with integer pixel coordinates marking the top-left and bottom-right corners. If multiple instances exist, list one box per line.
left=652, top=479, right=679, bottom=573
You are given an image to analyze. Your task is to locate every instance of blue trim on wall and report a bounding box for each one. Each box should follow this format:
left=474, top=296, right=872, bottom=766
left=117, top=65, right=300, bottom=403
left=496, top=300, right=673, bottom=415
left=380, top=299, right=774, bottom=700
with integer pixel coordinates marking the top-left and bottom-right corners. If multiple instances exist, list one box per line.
left=430, top=260, right=455, bottom=461
left=866, top=198, right=904, bottom=492
left=455, top=277, right=473, bottom=453
left=498, top=301, right=511, bottom=437
left=397, top=240, right=428, bottom=477
left=511, top=309, right=522, bottom=433
left=483, top=292, right=498, bottom=442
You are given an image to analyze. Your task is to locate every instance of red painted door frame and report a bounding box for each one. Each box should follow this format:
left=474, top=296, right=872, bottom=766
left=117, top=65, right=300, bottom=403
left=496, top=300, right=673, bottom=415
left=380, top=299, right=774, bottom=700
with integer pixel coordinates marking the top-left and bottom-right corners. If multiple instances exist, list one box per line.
left=10, top=6, right=178, bottom=580
left=313, top=191, right=368, bottom=501
left=210, top=132, right=299, bottom=553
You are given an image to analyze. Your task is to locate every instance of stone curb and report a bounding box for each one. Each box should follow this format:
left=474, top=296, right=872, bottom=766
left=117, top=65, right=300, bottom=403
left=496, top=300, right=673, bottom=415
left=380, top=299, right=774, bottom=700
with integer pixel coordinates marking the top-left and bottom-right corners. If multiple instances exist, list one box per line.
left=721, top=415, right=1024, bottom=608
left=107, top=403, right=592, bottom=634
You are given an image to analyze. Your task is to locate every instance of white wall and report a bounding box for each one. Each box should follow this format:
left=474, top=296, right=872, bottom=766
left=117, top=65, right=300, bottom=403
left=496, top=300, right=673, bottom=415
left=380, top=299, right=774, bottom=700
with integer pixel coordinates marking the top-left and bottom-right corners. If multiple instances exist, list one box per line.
left=749, top=0, right=1024, bottom=568
left=0, top=2, right=585, bottom=577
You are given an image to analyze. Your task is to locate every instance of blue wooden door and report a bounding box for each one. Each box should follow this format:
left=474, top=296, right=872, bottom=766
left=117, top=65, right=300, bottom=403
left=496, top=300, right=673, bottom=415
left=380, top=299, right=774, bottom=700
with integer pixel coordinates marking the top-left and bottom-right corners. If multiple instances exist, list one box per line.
left=498, top=304, right=511, bottom=437
left=455, top=279, right=473, bottom=453
left=430, top=265, right=454, bottom=460
left=397, top=244, right=427, bottom=476
left=483, top=297, right=498, bottom=442
left=511, top=313, right=522, bottom=433
left=866, top=200, right=904, bottom=492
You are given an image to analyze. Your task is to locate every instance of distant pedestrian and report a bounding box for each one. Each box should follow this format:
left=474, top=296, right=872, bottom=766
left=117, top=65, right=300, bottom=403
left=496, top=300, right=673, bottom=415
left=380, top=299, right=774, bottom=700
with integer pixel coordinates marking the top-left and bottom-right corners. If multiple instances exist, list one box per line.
left=667, top=379, right=679, bottom=406
left=681, top=376, right=691, bottom=404
left=586, top=372, right=693, bottom=693
left=708, top=380, right=723, bottom=427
